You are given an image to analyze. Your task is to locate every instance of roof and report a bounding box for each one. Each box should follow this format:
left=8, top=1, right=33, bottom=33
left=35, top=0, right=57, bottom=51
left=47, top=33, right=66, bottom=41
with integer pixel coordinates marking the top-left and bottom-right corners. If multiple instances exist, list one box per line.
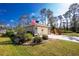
left=26, top=23, right=48, bottom=28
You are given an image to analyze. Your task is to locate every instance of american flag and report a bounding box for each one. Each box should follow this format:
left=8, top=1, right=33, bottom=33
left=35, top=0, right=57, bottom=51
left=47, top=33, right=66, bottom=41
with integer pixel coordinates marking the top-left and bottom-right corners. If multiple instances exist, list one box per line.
left=31, top=19, right=36, bottom=25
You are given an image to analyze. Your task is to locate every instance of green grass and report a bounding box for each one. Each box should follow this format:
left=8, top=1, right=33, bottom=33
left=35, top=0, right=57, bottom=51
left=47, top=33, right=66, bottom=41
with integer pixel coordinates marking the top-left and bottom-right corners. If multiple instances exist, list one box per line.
left=63, top=33, right=79, bottom=37
left=0, top=37, right=79, bottom=56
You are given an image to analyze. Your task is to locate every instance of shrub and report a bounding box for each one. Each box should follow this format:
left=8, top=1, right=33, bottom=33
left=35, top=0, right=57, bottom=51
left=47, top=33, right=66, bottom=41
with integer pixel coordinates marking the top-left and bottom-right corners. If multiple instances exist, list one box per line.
left=6, top=30, right=14, bottom=37
left=10, top=34, right=16, bottom=42
left=32, top=36, right=42, bottom=44
left=42, top=35, right=48, bottom=40
left=10, top=34, right=25, bottom=45
left=13, top=36, right=25, bottom=45
left=16, top=32, right=24, bottom=38
left=6, top=31, right=25, bottom=45
left=24, top=33, right=33, bottom=41
left=62, top=29, right=73, bottom=33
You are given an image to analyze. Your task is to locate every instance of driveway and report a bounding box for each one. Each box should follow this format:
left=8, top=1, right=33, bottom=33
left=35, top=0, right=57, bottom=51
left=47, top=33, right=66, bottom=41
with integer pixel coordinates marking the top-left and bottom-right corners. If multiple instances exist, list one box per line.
left=48, top=34, right=79, bottom=43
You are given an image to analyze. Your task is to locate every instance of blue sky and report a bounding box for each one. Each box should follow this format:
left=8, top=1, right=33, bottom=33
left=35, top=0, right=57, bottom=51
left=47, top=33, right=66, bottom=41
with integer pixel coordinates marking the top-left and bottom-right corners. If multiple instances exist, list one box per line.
left=0, top=3, right=72, bottom=26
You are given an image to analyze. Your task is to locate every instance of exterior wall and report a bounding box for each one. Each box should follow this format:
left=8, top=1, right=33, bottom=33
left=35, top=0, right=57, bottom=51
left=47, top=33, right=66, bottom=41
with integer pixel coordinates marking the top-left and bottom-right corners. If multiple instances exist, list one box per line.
left=25, top=26, right=36, bottom=34
left=37, top=26, right=48, bottom=36
left=25, top=25, right=48, bottom=36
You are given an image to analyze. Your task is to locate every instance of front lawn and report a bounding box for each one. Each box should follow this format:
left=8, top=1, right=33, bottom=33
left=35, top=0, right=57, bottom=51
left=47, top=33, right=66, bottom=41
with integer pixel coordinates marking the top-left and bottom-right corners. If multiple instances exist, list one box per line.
left=0, top=37, right=79, bottom=56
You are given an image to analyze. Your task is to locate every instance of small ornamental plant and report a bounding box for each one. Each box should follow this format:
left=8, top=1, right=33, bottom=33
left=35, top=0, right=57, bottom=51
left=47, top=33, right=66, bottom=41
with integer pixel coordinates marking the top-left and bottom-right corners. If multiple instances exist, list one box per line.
left=42, top=35, right=48, bottom=40
left=32, top=35, right=42, bottom=44
left=24, top=33, right=33, bottom=41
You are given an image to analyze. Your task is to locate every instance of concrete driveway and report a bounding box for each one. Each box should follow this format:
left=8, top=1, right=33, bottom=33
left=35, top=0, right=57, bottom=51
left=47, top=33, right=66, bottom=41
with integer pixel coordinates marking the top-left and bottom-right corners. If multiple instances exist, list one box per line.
left=48, top=34, right=79, bottom=43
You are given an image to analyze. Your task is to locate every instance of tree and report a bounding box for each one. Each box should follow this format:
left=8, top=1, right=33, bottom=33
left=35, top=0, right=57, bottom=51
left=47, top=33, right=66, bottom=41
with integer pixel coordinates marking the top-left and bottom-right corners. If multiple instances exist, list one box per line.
left=63, top=10, right=72, bottom=30
left=40, top=8, right=47, bottom=25
left=69, top=3, right=79, bottom=15
left=53, top=17, right=58, bottom=28
left=47, top=9, right=54, bottom=29
left=40, top=8, right=54, bottom=29
left=40, top=8, right=47, bottom=15
left=71, top=14, right=77, bottom=32
left=58, top=15, right=63, bottom=29
left=19, top=15, right=30, bottom=27
left=69, top=3, right=79, bottom=32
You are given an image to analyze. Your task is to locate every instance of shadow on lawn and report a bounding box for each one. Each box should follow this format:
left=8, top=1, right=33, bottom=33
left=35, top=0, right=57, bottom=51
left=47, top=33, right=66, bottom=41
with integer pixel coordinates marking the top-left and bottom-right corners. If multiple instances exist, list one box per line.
left=68, top=37, right=79, bottom=41
left=0, top=40, right=12, bottom=45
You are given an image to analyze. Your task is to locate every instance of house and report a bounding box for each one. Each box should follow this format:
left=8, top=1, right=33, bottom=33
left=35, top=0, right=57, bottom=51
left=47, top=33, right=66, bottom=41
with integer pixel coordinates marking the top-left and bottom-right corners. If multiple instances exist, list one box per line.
left=25, top=23, right=49, bottom=36
left=0, top=25, right=6, bottom=36
left=19, top=15, right=50, bottom=36
left=0, top=29, right=6, bottom=34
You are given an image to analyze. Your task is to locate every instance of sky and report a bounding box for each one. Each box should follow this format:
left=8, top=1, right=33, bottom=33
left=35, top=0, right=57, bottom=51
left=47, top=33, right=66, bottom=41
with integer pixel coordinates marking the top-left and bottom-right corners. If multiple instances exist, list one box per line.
left=0, top=3, right=72, bottom=26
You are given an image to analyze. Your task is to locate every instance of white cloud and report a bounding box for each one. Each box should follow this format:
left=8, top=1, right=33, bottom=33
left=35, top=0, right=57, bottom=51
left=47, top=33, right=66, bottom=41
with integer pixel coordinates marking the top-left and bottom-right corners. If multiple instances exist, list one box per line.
left=10, top=19, right=14, bottom=22
left=54, top=3, right=72, bottom=16
left=6, top=24, right=10, bottom=27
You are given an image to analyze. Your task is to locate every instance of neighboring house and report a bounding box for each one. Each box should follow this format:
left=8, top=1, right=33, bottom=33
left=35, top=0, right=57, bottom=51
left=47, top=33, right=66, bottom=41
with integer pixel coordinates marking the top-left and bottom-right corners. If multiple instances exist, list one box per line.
left=0, top=25, right=6, bottom=36
left=0, top=29, right=6, bottom=34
